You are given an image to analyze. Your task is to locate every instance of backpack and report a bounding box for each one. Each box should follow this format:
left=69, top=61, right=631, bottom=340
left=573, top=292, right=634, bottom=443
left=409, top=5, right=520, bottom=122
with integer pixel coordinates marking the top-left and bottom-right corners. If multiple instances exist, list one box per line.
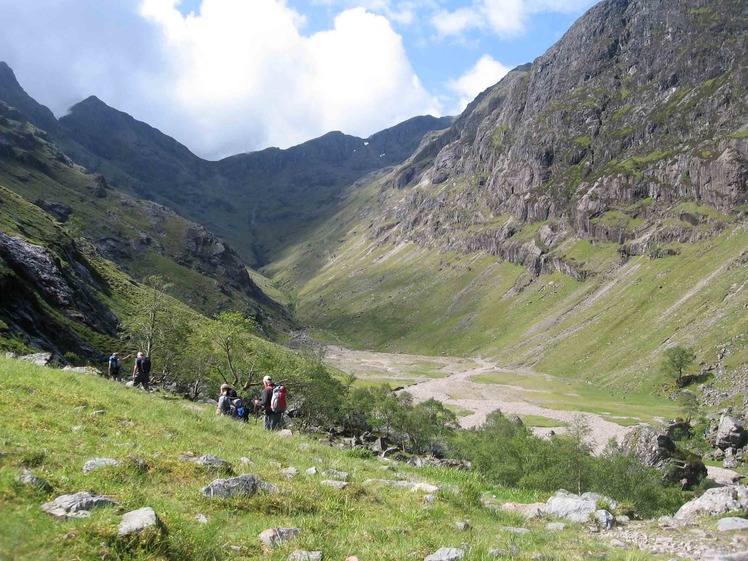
left=141, top=356, right=152, bottom=374
left=109, top=356, right=120, bottom=371
left=230, top=397, right=248, bottom=421
left=270, top=385, right=287, bottom=414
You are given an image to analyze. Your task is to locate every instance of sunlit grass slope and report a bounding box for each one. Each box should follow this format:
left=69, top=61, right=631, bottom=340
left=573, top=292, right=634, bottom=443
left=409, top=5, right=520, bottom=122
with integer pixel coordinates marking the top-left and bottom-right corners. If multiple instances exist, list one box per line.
left=0, top=357, right=664, bottom=561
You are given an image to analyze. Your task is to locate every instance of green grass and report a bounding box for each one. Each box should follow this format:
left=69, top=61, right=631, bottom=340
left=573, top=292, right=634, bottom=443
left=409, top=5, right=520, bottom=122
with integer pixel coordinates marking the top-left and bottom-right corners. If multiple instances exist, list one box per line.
left=518, top=416, right=569, bottom=428
left=0, top=357, right=667, bottom=561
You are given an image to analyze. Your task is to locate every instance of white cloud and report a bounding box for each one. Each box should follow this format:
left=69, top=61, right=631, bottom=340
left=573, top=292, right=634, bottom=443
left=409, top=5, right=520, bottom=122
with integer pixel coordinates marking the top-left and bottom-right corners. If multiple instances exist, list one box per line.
left=447, top=54, right=511, bottom=113
left=0, top=0, right=439, bottom=159
left=431, top=0, right=594, bottom=38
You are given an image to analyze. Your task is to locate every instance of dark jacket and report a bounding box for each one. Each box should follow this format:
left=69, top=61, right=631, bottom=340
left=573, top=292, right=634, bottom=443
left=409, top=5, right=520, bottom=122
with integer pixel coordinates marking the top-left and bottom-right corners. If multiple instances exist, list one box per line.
left=260, top=384, right=275, bottom=413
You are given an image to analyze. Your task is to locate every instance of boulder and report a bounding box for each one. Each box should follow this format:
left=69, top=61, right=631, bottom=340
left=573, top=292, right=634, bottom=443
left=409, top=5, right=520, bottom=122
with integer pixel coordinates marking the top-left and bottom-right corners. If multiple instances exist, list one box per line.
left=282, top=467, right=299, bottom=479
left=41, top=491, right=119, bottom=520
left=258, top=527, right=301, bottom=547
left=83, top=458, right=119, bottom=474
left=545, top=490, right=597, bottom=523
left=715, top=416, right=748, bottom=450
left=19, top=352, right=52, bottom=366
left=117, top=507, right=162, bottom=537
left=717, top=517, right=748, bottom=532
left=201, top=474, right=276, bottom=498
left=594, top=509, right=615, bottom=530
left=621, top=424, right=707, bottom=488
left=498, top=501, right=546, bottom=519
left=674, top=484, right=748, bottom=520
left=424, top=547, right=465, bottom=561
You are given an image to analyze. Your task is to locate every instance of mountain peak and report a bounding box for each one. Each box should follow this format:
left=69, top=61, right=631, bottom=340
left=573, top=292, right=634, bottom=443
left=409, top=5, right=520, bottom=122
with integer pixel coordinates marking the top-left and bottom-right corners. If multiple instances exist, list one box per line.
left=0, top=61, right=59, bottom=133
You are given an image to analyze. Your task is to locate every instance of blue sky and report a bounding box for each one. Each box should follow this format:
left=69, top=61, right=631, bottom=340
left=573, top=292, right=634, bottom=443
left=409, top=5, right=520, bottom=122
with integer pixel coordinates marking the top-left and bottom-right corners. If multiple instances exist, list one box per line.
left=0, top=0, right=596, bottom=159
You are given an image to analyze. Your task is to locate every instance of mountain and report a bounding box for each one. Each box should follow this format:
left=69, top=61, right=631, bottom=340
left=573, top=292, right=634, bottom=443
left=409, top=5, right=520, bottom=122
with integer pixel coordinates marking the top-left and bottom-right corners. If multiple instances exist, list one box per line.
left=268, top=0, right=747, bottom=394
left=0, top=97, right=287, bottom=360
left=56, top=97, right=453, bottom=266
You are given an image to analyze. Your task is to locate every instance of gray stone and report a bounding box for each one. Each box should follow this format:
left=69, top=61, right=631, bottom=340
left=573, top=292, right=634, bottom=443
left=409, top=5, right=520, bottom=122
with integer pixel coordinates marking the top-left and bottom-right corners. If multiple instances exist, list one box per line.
left=258, top=527, right=301, bottom=547
left=195, top=454, right=231, bottom=470
left=424, top=547, right=465, bottom=561
left=545, top=490, right=597, bottom=523
left=454, top=520, right=470, bottom=531
left=704, top=551, right=748, bottom=561
left=195, top=514, right=208, bottom=524
left=411, top=482, right=440, bottom=493
left=118, top=507, right=161, bottom=537
left=41, top=491, right=119, bottom=520
left=282, top=467, right=299, bottom=479
left=609, top=539, right=628, bottom=549
left=363, top=478, right=415, bottom=489
left=305, top=467, right=318, bottom=476
left=497, top=501, right=546, bottom=519
left=715, top=415, right=748, bottom=450
left=545, top=522, right=566, bottom=531
left=239, top=457, right=254, bottom=465
left=321, top=480, right=349, bottom=489
left=323, top=469, right=349, bottom=481
left=615, top=515, right=630, bottom=526
left=201, top=474, right=276, bottom=498
left=675, top=484, right=748, bottom=520
left=16, top=469, right=52, bottom=493
left=278, top=429, right=293, bottom=437
left=287, top=550, right=322, bottom=561
left=62, top=366, right=102, bottom=376
left=424, top=494, right=436, bottom=504
left=83, top=458, right=119, bottom=474
left=717, top=517, right=748, bottom=532
left=594, top=509, right=615, bottom=530
left=19, top=352, right=52, bottom=366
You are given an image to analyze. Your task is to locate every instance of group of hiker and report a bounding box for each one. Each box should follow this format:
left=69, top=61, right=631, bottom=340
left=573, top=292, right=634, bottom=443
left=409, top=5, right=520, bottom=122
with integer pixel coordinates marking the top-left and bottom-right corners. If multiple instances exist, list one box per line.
left=107, top=351, right=151, bottom=390
left=216, top=375, right=287, bottom=430
left=107, top=350, right=286, bottom=430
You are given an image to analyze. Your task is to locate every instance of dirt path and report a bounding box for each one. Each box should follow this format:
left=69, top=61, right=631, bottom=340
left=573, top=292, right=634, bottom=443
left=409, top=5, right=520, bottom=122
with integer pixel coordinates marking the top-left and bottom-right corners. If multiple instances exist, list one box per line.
left=325, top=346, right=636, bottom=454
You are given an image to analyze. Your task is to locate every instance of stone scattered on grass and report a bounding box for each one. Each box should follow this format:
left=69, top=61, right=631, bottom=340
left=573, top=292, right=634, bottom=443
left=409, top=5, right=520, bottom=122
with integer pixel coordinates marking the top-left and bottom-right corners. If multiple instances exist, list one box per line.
left=42, top=491, right=119, bottom=520
left=16, top=469, right=52, bottom=493
left=195, top=514, right=208, bottom=524
left=194, top=454, right=231, bottom=470
left=118, top=507, right=161, bottom=537
left=258, top=527, right=301, bottom=547
left=83, top=458, right=119, bottom=474
left=545, top=522, right=565, bottom=532
left=305, top=467, right=318, bottom=476
left=201, top=474, right=276, bottom=498
left=424, top=547, right=465, bottom=561
left=323, top=469, right=349, bottom=481
left=282, top=467, right=299, bottom=479
left=321, top=480, right=349, bottom=489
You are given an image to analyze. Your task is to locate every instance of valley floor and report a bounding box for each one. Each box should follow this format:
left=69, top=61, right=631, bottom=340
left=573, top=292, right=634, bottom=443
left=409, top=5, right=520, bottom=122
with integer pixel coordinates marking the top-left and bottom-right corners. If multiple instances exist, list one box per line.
left=324, top=346, right=667, bottom=454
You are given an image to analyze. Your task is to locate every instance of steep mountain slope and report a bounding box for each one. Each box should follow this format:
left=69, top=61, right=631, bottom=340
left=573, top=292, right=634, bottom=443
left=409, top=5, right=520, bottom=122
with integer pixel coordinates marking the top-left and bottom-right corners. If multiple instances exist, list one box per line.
left=269, top=0, right=748, bottom=394
left=56, top=95, right=453, bottom=266
left=0, top=100, right=287, bottom=359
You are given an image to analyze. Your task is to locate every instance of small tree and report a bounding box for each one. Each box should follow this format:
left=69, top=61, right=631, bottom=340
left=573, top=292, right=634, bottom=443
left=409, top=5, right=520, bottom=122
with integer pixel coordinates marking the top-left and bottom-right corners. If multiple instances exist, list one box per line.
left=661, top=346, right=696, bottom=387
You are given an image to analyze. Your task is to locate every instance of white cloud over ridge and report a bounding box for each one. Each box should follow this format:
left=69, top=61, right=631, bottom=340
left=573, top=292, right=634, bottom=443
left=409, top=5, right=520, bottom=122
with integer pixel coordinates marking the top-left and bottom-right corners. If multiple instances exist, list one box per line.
left=447, top=54, right=510, bottom=113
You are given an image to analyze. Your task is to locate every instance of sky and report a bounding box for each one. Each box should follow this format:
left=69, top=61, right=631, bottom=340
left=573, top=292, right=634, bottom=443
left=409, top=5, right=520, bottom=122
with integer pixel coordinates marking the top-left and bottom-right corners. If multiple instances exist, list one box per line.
left=0, top=0, right=597, bottom=160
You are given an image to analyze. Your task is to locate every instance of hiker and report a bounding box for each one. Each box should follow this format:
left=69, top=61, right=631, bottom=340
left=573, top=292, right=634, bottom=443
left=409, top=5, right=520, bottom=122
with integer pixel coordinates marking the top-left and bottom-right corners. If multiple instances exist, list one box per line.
left=259, top=375, right=283, bottom=430
left=107, top=352, right=131, bottom=381
left=132, top=352, right=151, bottom=391
left=216, top=383, right=233, bottom=415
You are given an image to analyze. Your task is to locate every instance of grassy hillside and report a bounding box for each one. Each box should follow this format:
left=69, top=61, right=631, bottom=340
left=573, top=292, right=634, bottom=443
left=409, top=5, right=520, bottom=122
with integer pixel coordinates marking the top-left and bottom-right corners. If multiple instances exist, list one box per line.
left=0, top=356, right=683, bottom=561
left=267, top=178, right=747, bottom=396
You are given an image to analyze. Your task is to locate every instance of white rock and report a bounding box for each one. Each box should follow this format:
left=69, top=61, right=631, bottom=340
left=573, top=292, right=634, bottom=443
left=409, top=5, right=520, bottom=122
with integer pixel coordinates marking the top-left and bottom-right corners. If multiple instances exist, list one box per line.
left=118, top=507, right=160, bottom=537
left=83, top=458, right=119, bottom=474
left=424, top=547, right=464, bottom=561
left=717, top=517, right=748, bottom=532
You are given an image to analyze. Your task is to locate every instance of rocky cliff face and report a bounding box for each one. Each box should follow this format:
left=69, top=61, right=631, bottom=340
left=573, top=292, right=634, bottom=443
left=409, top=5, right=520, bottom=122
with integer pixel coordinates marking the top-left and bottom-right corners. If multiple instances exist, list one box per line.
left=375, top=0, right=747, bottom=274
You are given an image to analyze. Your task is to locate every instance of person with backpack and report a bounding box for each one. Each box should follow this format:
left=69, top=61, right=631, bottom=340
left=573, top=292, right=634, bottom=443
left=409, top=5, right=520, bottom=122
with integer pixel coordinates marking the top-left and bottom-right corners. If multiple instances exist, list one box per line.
left=259, top=375, right=285, bottom=430
left=216, top=384, right=249, bottom=422
left=107, top=352, right=131, bottom=381
left=132, top=352, right=151, bottom=391
left=216, top=383, right=233, bottom=415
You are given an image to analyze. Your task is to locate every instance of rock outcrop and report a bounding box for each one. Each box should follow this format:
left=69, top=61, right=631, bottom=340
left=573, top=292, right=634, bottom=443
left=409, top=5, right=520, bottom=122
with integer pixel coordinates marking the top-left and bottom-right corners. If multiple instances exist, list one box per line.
left=621, top=424, right=707, bottom=488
